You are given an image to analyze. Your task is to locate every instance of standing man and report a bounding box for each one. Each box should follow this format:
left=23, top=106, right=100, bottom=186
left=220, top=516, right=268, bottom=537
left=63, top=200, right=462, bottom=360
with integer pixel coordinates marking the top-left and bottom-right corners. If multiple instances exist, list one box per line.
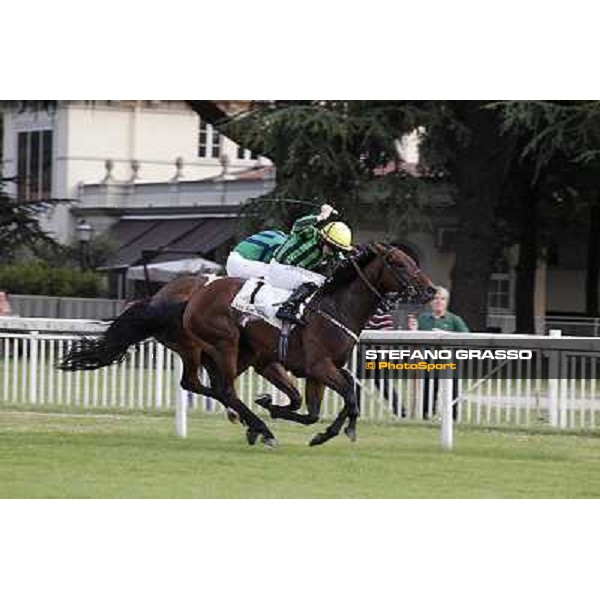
left=408, top=286, right=469, bottom=334
left=408, top=286, right=469, bottom=419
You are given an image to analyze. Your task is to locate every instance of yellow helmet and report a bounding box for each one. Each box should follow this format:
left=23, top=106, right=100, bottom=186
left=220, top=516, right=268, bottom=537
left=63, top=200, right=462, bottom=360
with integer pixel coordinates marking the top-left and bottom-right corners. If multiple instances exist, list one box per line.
left=320, top=221, right=353, bottom=251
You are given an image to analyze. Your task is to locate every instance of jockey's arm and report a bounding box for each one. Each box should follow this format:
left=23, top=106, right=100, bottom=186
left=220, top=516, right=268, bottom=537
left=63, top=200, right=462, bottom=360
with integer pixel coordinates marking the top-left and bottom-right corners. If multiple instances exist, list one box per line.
left=290, top=214, right=319, bottom=235
left=291, top=204, right=336, bottom=235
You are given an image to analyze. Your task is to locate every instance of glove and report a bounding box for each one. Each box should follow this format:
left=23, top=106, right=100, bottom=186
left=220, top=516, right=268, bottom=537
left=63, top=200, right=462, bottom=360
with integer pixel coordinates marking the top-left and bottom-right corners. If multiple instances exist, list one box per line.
left=318, top=203, right=336, bottom=221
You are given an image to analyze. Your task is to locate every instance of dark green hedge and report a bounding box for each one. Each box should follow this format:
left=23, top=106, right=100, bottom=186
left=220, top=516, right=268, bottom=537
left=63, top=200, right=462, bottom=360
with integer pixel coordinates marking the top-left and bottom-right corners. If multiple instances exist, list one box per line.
left=0, top=262, right=104, bottom=297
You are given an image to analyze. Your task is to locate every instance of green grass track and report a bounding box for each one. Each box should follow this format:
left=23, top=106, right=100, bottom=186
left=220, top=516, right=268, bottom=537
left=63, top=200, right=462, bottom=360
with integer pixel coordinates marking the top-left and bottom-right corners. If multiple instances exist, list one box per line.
left=1, top=409, right=600, bottom=498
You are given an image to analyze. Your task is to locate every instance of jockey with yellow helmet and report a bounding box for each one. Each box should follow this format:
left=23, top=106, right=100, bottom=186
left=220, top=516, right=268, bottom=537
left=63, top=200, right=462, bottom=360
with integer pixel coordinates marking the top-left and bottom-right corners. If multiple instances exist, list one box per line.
left=268, top=203, right=353, bottom=325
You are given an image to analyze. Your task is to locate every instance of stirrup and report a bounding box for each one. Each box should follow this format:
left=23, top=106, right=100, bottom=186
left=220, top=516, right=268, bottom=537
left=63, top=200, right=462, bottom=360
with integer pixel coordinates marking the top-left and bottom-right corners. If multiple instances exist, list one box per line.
left=276, top=304, right=305, bottom=325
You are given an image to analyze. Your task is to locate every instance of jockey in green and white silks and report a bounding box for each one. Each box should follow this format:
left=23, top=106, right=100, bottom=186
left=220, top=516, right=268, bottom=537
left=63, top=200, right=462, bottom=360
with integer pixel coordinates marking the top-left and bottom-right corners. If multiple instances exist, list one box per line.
left=268, top=204, right=353, bottom=325
left=226, top=230, right=288, bottom=279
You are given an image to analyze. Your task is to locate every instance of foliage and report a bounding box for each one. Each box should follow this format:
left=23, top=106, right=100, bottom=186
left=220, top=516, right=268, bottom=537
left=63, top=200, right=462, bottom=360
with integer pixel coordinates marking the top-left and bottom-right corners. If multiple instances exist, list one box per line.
left=83, top=232, right=120, bottom=269
left=0, top=261, right=104, bottom=297
left=223, top=101, right=442, bottom=231
left=0, top=178, right=71, bottom=263
left=494, top=100, right=600, bottom=172
left=492, top=101, right=600, bottom=251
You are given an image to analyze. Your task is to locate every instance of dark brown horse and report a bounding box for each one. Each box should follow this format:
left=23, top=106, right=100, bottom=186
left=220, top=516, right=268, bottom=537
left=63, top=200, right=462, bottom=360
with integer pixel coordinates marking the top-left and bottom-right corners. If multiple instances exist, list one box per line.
left=58, top=274, right=299, bottom=423
left=181, top=243, right=436, bottom=447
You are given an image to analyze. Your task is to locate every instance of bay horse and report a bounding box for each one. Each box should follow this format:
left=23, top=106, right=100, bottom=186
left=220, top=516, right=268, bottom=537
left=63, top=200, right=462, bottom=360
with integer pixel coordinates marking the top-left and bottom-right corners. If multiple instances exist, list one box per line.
left=181, top=243, right=436, bottom=447
left=58, top=275, right=295, bottom=424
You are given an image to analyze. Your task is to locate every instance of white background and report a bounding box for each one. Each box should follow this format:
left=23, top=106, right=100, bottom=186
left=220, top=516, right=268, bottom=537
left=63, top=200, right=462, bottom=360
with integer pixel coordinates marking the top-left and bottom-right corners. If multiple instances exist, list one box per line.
left=2, top=2, right=599, bottom=598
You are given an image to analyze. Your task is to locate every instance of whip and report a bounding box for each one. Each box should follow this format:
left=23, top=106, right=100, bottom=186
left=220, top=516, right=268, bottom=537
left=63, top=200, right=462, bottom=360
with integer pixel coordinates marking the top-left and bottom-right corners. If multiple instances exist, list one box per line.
left=243, top=197, right=339, bottom=215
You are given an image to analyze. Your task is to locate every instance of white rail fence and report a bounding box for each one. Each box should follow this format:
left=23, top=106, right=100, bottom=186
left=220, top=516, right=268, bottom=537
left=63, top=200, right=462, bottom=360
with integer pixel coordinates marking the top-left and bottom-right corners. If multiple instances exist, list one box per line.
left=2, top=318, right=600, bottom=447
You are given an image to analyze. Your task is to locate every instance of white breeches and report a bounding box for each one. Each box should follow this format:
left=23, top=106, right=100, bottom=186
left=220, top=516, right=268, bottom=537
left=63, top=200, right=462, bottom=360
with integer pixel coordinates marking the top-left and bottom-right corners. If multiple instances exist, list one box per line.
left=266, top=259, right=325, bottom=291
left=226, top=251, right=270, bottom=280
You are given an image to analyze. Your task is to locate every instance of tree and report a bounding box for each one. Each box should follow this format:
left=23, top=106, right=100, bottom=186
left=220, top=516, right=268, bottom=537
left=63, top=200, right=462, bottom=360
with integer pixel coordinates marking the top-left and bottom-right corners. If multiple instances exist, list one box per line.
left=0, top=178, right=70, bottom=263
left=497, top=101, right=600, bottom=318
left=189, top=100, right=520, bottom=331
left=417, top=102, right=523, bottom=330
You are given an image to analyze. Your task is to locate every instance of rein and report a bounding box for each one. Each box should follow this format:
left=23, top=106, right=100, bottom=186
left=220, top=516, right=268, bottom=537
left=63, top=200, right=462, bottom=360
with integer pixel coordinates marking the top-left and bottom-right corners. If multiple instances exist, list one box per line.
left=313, top=308, right=360, bottom=343
left=308, top=245, right=423, bottom=342
left=350, top=256, right=384, bottom=301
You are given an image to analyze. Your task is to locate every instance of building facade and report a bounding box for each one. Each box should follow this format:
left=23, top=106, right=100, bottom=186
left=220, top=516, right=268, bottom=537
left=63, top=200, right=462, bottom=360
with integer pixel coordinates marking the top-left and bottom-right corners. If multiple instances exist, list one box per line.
left=1, top=100, right=274, bottom=297
left=0, top=101, right=592, bottom=326
left=1, top=100, right=266, bottom=242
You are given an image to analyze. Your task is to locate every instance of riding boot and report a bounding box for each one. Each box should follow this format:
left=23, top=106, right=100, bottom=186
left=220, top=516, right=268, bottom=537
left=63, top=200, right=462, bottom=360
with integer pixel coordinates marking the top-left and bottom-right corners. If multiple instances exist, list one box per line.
left=276, top=282, right=319, bottom=325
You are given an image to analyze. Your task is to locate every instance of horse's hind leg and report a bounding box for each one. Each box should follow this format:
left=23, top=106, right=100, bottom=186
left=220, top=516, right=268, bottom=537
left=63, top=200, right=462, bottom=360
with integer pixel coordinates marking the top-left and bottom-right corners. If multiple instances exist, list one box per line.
left=178, top=347, right=215, bottom=397
left=177, top=346, right=239, bottom=423
left=201, top=353, right=241, bottom=424
left=206, top=340, right=278, bottom=447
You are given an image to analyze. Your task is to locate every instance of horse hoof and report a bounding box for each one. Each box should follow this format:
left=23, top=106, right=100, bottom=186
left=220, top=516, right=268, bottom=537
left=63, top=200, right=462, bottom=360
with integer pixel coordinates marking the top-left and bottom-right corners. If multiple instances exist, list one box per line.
left=309, top=432, right=328, bottom=447
left=344, top=426, right=357, bottom=442
left=246, top=429, right=260, bottom=446
left=227, top=409, right=241, bottom=424
left=262, top=436, right=278, bottom=449
left=255, top=394, right=272, bottom=410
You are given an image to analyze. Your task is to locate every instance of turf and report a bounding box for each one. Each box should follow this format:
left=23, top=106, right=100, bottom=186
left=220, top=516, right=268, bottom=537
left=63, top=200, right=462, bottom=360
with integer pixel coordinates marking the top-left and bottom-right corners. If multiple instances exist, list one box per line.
left=1, top=409, right=600, bottom=498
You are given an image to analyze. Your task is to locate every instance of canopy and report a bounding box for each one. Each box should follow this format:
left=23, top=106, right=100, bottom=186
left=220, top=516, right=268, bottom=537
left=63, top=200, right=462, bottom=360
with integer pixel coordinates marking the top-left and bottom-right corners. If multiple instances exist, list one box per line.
left=104, top=216, right=237, bottom=269
left=126, top=257, right=223, bottom=283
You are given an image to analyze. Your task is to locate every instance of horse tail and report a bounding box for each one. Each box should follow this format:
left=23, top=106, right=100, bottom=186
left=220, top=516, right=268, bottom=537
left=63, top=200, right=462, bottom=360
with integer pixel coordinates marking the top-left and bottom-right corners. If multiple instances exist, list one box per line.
left=58, top=299, right=187, bottom=371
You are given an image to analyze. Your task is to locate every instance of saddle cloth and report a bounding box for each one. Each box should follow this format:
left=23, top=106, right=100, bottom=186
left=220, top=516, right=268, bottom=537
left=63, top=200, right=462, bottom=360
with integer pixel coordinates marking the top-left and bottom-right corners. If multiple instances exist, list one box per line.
left=231, top=278, right=294, bottom=330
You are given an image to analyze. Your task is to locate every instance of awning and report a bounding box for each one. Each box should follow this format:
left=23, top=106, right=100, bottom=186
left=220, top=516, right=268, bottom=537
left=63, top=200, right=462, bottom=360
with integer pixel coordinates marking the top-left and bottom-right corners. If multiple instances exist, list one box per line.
left=126, top=257, right=223, bottom=282
left=104, top=217, right=238, bottom=268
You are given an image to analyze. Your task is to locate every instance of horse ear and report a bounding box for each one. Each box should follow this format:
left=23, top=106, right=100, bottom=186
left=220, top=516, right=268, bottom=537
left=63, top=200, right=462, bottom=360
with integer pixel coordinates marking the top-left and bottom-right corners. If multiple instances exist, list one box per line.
left=373, top=242, right=388, bottom=255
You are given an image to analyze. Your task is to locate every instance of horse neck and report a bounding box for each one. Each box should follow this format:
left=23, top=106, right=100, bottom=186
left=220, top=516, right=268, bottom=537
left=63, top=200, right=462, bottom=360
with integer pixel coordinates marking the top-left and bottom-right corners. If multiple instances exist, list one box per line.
left=321, top=258, right=384, bottom=332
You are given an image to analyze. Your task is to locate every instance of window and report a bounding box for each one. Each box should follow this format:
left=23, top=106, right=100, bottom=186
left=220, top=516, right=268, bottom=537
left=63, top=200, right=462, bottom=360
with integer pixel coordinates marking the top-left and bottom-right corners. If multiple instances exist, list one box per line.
left=237, top=146, right=258, bottom=160
left=198, top=120, right=221, bottom=159
left=488, top=273, right=513, bottom=312
left=17, top=130, right=53, bottom=201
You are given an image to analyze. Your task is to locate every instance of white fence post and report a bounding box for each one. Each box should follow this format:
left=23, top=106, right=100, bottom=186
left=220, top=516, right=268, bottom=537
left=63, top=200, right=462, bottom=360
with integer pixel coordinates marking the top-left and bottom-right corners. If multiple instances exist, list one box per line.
left=28, top=331, right=39, bottom=404
left=154, top=343, right=165, bottom=409
left=548, top=329, right=562, bottom=428
left=174, top=355, right=187, bottom=438
left=439, top=375, right=453, bottom=450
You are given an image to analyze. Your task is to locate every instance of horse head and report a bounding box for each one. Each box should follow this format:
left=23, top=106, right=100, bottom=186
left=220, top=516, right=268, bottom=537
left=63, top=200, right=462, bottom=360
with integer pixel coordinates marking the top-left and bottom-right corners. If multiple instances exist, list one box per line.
left=371, top=242, right=437, bottom=305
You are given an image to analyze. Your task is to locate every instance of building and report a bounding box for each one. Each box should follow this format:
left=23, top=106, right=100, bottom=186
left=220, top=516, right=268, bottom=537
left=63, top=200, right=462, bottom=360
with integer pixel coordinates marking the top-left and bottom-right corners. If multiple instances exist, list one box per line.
left=1, top=100, right=274, bottom=296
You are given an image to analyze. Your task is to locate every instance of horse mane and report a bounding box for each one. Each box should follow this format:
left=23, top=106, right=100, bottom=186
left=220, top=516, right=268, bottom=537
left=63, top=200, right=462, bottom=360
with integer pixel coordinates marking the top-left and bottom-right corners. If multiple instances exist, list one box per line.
left=320, top=244, right=380, bottom=295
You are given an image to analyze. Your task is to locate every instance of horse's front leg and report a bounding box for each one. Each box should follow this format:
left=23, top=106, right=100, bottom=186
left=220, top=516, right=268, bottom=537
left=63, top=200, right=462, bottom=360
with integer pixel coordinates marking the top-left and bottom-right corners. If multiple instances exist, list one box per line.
left=257, top=375, right=323, bottom=426
left=306, top=360, right=358, bottom=447
left=341, top=366, right=359, bottom=442
left=255, top=362, right=303, bottom=413
left=209, top=343, right=278, bottom=448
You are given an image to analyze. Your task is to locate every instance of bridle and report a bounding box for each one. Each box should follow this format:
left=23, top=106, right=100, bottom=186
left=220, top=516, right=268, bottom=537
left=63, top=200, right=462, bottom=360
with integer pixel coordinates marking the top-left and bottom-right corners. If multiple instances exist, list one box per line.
left=312, top=244, right=424, bottom=344
left=350, top=245, right=423, bottom=305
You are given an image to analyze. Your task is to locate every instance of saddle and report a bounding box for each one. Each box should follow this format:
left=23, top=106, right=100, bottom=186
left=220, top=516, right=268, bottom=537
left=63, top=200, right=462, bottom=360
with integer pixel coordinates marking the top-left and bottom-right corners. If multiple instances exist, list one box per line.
left=231, top=278, right=316, bottom=364
left=231, top=278, right=295, bottom=330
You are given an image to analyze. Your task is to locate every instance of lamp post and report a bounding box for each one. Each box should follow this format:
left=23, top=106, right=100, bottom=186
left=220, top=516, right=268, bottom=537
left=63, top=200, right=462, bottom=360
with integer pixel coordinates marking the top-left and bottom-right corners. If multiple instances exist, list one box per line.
left=76, top=219, right=93, bottom=269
